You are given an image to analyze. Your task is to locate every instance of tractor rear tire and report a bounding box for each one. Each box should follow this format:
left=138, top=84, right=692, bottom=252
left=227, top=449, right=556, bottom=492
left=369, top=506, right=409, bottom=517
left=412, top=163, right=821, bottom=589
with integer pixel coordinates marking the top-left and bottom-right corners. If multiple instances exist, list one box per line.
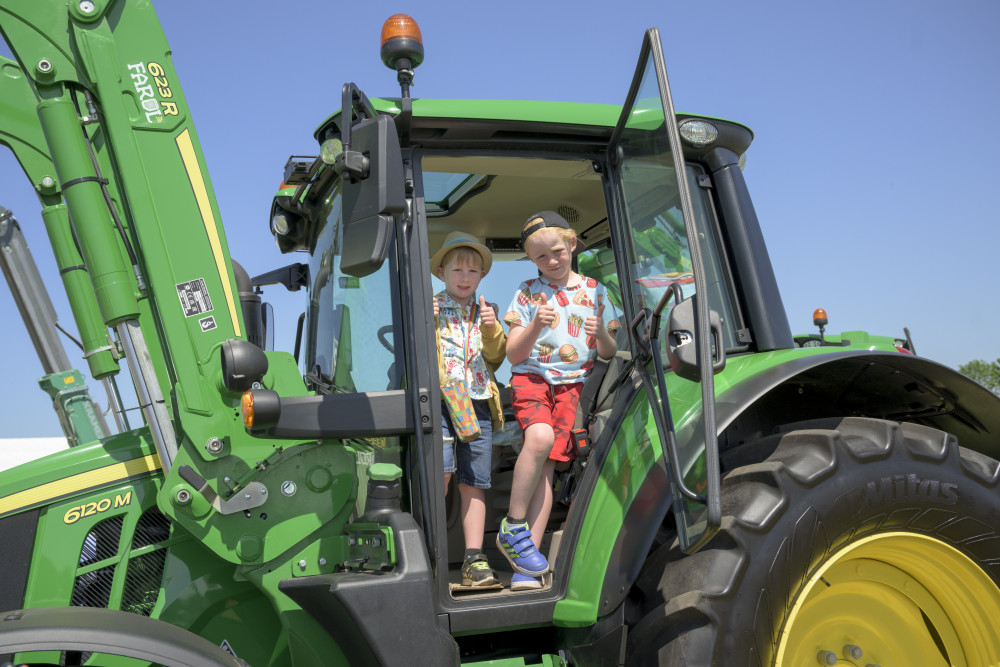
left=625, top=417, right=1000, bottom=666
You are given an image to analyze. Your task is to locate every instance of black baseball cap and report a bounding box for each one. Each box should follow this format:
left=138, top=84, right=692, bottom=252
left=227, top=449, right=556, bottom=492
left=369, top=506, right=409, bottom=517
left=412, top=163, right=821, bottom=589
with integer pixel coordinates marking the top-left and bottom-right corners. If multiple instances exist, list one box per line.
left=521, top=210, right=570, bottom=244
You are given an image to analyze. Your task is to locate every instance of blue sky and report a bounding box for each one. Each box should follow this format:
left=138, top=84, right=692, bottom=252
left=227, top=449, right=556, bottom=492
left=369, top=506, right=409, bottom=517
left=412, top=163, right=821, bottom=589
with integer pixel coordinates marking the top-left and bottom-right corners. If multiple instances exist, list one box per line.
left=2, top=0, right=998, bottom=437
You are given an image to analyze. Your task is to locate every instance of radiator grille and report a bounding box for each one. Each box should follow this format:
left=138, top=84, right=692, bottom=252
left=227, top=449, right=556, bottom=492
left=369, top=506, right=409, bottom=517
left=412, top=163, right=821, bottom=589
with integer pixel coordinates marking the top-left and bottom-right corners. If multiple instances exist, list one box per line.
left=72, top=508, right=170, bottom=613
left=121, top=548, right=168, bottom=616
left=79, top=515, right=123, bottom=566
left=133, top=506, right=171, bottom=548
left=70, top=564, right=115, bottom=608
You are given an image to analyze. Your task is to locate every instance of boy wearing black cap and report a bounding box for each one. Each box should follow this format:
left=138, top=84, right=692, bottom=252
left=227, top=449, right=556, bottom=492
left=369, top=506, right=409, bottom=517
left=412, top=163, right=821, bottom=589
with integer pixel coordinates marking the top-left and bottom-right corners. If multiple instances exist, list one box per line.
left=498, top=211, right=619, bottom=590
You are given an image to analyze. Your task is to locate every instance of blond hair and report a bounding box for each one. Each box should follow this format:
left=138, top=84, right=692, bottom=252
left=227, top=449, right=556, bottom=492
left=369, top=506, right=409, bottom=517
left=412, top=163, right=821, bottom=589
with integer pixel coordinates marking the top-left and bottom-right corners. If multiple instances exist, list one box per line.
left=440, top=246, right=484, bottom=270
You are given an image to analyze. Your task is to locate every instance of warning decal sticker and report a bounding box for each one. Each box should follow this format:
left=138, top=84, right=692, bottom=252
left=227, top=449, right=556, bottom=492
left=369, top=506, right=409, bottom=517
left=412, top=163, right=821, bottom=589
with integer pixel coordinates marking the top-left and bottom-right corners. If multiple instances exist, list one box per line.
left=176, top=278, right=214, bottom=317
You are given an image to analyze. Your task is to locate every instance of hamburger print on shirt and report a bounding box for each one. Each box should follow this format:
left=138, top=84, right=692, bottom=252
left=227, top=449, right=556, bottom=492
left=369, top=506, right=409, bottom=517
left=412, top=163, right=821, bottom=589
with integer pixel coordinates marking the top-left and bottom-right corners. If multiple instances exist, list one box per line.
left=503, top=276, right=620, bottom=385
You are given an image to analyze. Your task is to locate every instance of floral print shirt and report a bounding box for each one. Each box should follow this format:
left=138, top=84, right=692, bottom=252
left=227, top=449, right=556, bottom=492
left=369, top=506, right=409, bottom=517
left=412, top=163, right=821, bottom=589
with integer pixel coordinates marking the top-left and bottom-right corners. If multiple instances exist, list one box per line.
left=503, top=276, right=621, bottom=385
left=436, top=291, right=492, bottom=400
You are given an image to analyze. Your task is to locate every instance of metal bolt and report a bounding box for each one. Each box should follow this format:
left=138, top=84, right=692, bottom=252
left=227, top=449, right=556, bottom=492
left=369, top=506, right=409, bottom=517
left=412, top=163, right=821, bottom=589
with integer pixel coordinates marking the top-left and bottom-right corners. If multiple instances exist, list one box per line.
left=817, top=651, right=837, bottom=666
left=205, top=437, right=224, bottom=454
left=78, top=1, right=96, bottom=13
left=36, top=59, right=52, bottom=73
left=40, top=176, right=55, bottom=188
left=319, top=558, right=327, bottom=566
left=260, top=487, right=267, bottom=495
left=175, top=489, right=191, bottom=504
left=244, top=493, right=252, bottom=500
left=298, top=560, right=307, bottom=569
left=281, top=480, right=297, bottom=497
left=224, top=476, right=231, bottom=483
left=844, top=645, right=863, bottom=660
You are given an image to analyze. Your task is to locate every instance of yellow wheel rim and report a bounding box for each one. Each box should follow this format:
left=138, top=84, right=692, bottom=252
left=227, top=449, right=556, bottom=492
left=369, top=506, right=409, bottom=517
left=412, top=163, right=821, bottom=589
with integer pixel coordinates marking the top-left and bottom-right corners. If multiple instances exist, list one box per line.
left=775, top=531, right=1000, bottom=666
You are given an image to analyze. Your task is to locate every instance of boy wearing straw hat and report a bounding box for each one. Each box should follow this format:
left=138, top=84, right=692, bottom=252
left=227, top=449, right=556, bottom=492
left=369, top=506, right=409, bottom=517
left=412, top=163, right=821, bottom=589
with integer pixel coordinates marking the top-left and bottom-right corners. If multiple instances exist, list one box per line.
left=431, top=231, right=506, bottom=587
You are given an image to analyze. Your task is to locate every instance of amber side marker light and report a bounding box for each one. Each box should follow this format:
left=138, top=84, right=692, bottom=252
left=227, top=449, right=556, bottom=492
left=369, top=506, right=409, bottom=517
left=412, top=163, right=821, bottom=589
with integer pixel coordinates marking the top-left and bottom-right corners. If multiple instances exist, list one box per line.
left=241, top=391, right=255, bottom=429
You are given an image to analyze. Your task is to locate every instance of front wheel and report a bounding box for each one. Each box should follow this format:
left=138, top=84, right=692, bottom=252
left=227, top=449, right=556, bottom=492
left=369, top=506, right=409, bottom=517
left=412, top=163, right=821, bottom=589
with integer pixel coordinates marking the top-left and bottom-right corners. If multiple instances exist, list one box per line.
left=626, top=417, right=1000, bottom=666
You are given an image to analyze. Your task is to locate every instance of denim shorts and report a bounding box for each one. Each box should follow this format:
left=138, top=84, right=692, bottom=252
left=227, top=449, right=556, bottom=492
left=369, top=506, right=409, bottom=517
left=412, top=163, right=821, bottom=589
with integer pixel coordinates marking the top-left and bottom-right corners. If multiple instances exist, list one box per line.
left=443, top=399, right=493, bottom=489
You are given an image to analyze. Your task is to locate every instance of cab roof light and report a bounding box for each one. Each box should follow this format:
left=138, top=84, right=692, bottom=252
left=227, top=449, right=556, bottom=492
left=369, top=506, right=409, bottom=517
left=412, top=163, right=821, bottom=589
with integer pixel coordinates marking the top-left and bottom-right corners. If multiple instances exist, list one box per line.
left=380, top=14, right=424, bottom=71
left=678, top=119, right=719, bottom=147
left=813, top=308, right=828, bottom=339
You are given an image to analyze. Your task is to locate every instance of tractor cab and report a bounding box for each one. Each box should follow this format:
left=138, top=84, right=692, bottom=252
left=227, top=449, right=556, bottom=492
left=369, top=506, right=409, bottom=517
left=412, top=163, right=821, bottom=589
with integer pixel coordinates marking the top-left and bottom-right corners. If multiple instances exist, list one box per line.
left=252, top=15, right=748, bottom=624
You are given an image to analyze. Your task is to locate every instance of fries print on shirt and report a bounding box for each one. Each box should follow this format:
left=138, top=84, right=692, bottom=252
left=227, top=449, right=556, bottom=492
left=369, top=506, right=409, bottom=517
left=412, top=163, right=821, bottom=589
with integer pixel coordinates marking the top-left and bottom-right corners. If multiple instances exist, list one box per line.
left=504, top=276, right=620, bottom=385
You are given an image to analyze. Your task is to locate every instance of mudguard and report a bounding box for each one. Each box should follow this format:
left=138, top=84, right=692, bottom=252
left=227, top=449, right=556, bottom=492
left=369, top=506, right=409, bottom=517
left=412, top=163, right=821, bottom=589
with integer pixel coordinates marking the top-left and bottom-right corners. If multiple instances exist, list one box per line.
left=0, top=606, right=248, bottom=666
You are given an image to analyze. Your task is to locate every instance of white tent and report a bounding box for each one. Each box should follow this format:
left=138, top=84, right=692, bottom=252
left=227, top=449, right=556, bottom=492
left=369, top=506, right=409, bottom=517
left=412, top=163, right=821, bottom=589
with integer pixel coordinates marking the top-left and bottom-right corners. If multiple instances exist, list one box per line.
left=0, top=437, right=68, bottom=471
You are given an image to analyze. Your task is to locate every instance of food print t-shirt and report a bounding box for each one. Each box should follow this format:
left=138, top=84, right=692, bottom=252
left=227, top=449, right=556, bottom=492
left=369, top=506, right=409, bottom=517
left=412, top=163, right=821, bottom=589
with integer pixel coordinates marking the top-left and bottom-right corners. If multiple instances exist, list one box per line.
left=503, top=276, right=620, bottom=385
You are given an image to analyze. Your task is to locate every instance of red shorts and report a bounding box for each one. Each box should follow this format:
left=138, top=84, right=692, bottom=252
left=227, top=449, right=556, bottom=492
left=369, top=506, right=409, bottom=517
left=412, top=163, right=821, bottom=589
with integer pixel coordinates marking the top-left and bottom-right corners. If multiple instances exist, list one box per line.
left=509, top=372, right=583, bottom=462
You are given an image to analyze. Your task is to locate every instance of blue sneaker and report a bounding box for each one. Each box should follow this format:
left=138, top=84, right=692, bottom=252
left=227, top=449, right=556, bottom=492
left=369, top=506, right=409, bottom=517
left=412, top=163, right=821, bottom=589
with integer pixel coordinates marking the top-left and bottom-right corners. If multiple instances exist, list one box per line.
left=510, top=572, right=543, bottom=591
left=496, top=518, right=548, bottom=576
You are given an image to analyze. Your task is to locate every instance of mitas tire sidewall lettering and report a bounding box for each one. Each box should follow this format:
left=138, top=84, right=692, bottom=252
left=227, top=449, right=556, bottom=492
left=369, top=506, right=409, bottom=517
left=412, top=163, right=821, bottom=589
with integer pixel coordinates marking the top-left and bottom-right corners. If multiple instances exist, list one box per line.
left=748, top=444, right=1000, bottom=661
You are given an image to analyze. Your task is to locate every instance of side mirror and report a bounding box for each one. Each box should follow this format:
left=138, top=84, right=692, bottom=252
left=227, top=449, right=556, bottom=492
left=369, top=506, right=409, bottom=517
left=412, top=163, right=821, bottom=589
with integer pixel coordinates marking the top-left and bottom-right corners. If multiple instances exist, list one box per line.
left=665, top=295, right=726, bottom=382
left=261, top=302, right=275, bottom=351
left=340, top=113, right=406, bottom=277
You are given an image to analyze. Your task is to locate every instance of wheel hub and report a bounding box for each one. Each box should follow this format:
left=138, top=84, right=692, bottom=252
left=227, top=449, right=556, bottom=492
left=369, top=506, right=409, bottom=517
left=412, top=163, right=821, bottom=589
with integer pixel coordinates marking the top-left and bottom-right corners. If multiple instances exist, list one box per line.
left=775, top=531, right=1000, bottom=666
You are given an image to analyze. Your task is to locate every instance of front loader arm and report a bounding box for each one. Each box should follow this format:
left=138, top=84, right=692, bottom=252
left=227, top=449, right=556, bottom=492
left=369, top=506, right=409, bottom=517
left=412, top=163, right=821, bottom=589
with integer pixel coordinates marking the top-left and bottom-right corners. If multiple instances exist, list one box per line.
left=0, top=1, right=340, bottom=572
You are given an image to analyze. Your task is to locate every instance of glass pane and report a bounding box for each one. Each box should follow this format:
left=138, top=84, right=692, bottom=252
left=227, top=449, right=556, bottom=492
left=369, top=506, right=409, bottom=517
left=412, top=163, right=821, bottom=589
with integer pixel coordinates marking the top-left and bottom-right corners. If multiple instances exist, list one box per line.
left=305, top=184, right=401, bottom=394
left=303, top=179, right=404, bottom=516
left=686, top=168, right=741, bottom=351
left=617, top=58, right=689, bottom=319
left=612, top=50, right=719, bottom=549
left=577, top=243, right=631, bottom=353
left=615, top=63, right=740, bottom=353
left=422, top=171, right=471, bottom=203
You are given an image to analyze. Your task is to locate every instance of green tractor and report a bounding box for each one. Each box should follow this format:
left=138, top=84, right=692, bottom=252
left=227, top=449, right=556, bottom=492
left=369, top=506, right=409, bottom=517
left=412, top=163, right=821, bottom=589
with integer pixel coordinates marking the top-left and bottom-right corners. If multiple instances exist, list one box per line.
left=2, top=3, right=999, bottom=665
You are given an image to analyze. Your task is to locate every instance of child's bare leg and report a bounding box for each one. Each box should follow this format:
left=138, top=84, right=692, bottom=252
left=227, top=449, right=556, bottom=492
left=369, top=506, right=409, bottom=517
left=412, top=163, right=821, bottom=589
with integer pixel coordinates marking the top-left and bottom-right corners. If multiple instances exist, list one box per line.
left=526, top=460, right=556, bottom=549
left=459, top=484, right=486, bottom=552
left=444, top=472, right=452, bottom=496
left=508, top=422, right=555, bottom=518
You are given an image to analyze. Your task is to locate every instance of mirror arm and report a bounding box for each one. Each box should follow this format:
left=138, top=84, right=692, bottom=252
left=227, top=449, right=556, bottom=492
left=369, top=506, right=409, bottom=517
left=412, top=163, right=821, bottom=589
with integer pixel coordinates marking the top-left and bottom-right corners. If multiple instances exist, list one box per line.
left=339, top=83, right=377, bottom=154
left=629, top=308, right=652, bottom=360
left=335, top=151, right=369, bottom=180
left=650, top=282, right=683, bottom=342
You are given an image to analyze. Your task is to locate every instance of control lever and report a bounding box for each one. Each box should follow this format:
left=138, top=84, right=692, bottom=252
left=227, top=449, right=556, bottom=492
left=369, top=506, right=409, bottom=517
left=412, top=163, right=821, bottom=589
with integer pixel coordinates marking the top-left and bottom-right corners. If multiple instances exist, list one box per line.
left=178, top=465, right=268, bottom=515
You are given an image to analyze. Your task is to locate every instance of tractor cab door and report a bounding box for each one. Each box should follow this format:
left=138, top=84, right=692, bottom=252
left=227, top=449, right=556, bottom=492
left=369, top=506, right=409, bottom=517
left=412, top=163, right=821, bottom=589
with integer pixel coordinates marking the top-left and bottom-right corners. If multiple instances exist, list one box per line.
left=606, top=29, right=722, bottom=552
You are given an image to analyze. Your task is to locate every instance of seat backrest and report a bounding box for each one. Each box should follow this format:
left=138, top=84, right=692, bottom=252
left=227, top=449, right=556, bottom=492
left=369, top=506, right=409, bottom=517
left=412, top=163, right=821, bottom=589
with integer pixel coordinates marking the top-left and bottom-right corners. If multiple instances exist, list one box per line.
left=573, top=351, right=632, bottom=431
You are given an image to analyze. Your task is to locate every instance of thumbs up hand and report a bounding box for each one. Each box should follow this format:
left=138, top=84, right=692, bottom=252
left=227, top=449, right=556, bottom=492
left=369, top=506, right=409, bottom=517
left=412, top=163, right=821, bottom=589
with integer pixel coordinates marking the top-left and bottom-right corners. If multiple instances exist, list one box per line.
left=478, top=294, right=497, bottom=328
left=585, top=302, right=607, bottom=337
left=534, top=293, right=556, bottom=328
